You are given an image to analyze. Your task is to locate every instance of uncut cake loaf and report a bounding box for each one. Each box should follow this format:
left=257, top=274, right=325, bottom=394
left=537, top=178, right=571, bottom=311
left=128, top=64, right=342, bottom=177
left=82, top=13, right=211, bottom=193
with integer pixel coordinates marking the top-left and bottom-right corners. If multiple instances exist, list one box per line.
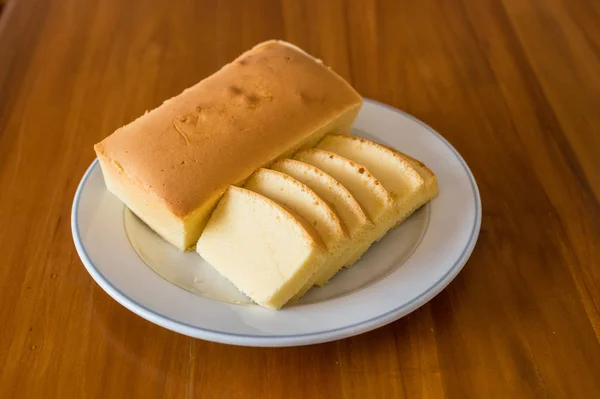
left=94, top=40, right=363, bottom=250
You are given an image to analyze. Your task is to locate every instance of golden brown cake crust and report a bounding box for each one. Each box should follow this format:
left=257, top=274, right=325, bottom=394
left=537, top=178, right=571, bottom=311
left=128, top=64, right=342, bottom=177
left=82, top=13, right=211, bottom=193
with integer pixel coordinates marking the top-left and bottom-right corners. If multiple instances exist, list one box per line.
left=94, top=40, right=362, bottom=218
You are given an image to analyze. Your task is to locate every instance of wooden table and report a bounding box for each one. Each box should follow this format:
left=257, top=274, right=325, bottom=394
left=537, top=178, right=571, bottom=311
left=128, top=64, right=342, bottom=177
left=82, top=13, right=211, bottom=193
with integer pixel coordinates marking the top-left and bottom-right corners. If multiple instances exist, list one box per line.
left=1, top=0, right=599, bottom=397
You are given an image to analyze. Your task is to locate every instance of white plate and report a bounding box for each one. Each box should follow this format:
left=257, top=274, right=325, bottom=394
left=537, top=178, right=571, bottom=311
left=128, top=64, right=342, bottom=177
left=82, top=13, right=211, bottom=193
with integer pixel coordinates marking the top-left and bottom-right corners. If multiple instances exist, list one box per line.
left=72, top=99, right=481, bottom=347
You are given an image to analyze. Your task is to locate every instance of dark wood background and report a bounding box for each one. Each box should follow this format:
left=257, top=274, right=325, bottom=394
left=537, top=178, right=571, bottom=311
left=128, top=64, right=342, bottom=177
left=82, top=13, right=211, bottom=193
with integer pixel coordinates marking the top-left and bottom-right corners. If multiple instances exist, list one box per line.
left=1, top=0, right=599, bottom=397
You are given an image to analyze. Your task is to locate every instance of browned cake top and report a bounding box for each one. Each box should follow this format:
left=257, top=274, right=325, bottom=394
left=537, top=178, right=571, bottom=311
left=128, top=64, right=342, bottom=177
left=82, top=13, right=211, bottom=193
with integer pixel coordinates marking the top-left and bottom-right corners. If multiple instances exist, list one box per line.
left=94, top=40, right=362, bottom=217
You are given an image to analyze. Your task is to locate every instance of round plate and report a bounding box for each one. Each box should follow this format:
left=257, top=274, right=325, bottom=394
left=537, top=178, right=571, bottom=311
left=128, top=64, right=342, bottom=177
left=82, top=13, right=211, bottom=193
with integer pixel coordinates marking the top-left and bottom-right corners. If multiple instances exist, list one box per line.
left=72, top=99, right=481, bottom=347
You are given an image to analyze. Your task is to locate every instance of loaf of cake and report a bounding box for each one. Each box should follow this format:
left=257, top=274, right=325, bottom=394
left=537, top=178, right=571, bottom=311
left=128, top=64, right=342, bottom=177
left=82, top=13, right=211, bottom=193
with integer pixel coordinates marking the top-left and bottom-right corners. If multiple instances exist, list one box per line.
left=93, top=38, right=437, bottom=309
left=94, top=40, right=363, bottom=250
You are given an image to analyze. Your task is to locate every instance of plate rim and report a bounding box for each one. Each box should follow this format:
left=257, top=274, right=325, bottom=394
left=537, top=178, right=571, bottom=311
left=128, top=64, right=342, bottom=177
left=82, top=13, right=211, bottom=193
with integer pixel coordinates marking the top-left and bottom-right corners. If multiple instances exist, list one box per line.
left=71, top=98, right=482, bottom=346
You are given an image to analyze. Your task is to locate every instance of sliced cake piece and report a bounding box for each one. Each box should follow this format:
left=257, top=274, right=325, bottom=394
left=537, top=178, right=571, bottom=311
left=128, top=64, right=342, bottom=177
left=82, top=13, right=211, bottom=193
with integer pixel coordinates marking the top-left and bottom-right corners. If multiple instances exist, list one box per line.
left=317, top=134, right=425, bottom=206
left=271, top=159, right=374, bottom=288
left=293, top=149, right=394, bottom=285
left=293, top=149, right=394, bottom=222
left=318, top=134, right=437, bottom=265
left=401, top=153, right=439, bottom=200
left=196, top=186, right=326, bottom=309
left=245, top=168, right=348, bottom=297
left=270, top=159, right=371, bottom=239
left=245, top=168, right=347, bottom=252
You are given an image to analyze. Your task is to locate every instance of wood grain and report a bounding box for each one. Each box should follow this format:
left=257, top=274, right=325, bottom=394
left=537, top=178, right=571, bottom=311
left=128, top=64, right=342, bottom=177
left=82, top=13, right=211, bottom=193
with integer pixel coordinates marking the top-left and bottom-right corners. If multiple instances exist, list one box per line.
left=1, top=0, right=599, bottom=397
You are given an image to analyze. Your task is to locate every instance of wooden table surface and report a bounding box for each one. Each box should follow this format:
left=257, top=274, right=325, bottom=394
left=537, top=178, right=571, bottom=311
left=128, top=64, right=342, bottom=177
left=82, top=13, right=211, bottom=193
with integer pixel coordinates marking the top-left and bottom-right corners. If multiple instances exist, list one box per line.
left=1, top=0, right=600, bottom=397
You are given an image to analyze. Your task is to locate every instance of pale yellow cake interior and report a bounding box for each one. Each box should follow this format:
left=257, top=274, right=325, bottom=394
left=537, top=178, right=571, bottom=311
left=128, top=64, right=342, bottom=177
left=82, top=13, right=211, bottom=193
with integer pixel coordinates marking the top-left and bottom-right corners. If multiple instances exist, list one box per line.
left=270, top=159, right=374, bottom=292
left=292, top=148, right=397, bottom=284
left=271, top=159, right=372, bottom=238
left=244, top=168, right=350, bottom=298
left=196, top=134, right=438, bottom=308
left=318, top=134, right=425, bottom=205
left=196, top=186, right=326, bottom=309
left=317, top=134, right=437, bottom=267
left=293, top=149, right=394, bottom=222
left=245, top=168, right=347, bottom=252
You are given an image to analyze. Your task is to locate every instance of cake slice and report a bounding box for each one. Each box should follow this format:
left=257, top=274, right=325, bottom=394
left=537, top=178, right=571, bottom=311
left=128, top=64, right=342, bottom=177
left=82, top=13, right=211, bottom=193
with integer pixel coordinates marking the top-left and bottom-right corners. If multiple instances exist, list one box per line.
left=401, top=154, right=439, bottom=200
left=293, top=149, right=394, bottom=222
left=244, top=168, right=349, bottom=299
left=196, top=186, right=326, bottom=309
left=317, top=134, right=425, bottom=206
left=317, top=134, right=437, bottom=265
left=293, top=149, right=394, bottom=285
left=245, top=169, right=347, bottom=252
left=271, top=159, right=372, bottom=238
left=271, top=159, right=374, bottom=290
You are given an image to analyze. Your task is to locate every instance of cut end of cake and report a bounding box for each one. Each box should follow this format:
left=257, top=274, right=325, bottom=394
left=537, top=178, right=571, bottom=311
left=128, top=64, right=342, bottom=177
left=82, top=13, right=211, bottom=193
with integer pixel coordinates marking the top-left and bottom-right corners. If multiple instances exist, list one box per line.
left=245, top=168, right=347, bottom=251
left=196, top=133, right=438, bottom=307
left=293, top=148, right=395, bottom=221
left=315, top=135, right=438, bottom=276
left=271, top=158, right=372, bottom=238
left=196, top=186, right=326, bottom=309
left=317, top=134, right=425, bottom=206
